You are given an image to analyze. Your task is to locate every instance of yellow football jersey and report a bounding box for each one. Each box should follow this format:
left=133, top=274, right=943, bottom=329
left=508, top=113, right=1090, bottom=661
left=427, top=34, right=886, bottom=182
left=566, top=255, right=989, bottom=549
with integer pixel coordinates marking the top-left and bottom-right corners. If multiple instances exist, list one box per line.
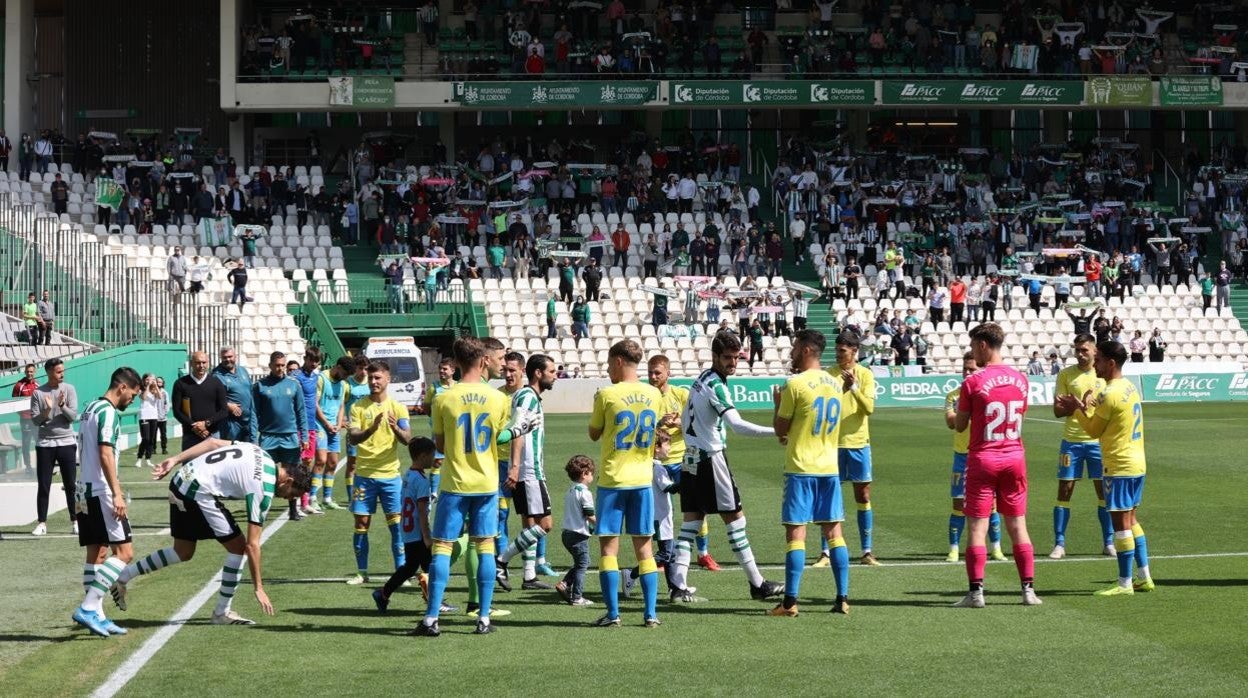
left=431, top=381, right=510, bottom=495
left=1057, top=365, right=1106, bottom=443
left=946, top=388, right=969, bottom=454
left=1092, top=378, right=1146, bottom=477
left=656, top=385, right=690, bottom=466
left=589, top=381, right=664, bottom=489
left=495, top=385, right=514, bottom=464
left=831, top=363, right=874, bottom=448
left=349, top=397, right=410, bottom=479
left=777, top=369, right=842, bottom=475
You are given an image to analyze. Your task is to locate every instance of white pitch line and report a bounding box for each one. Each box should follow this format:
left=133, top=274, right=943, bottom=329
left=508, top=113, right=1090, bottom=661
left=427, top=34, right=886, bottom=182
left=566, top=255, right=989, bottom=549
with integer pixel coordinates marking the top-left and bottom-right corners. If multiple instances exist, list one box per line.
left=4, top=529, right=172, bottom=541
left=91, top=514, right=292, bottom=698
left=262, top=551, right=1248, bottom=584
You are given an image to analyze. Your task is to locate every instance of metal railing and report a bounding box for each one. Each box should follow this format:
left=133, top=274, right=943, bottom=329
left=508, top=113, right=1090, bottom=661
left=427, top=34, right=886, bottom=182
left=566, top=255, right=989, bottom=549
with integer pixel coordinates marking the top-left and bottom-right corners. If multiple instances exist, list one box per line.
left=295, top=287, right=348, bottom=359
left=0, top=193, right=239, bottom=358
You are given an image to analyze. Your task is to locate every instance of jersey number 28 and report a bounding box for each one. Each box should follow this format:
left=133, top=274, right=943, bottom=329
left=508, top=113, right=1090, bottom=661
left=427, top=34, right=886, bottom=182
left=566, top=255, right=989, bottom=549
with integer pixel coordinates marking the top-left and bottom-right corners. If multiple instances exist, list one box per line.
left=615, top=409, right=657, bottom=450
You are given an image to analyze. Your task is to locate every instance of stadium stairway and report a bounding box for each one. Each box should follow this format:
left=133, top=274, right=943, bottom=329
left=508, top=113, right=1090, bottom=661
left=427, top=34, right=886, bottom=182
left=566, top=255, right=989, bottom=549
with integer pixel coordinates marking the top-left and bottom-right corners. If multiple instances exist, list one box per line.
left=776, top=247, right=840, bottom=364
left=1231, top=282, right=1248, bottom=332
left=305, top=244, right=481, bottom=343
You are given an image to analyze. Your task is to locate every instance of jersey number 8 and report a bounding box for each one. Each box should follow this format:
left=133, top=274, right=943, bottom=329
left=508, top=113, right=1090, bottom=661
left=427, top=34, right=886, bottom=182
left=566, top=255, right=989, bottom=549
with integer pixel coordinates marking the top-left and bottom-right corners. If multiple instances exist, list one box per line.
left=456, top=412, right=495, bottom=454
left=614, top=409, right=657, bottom=450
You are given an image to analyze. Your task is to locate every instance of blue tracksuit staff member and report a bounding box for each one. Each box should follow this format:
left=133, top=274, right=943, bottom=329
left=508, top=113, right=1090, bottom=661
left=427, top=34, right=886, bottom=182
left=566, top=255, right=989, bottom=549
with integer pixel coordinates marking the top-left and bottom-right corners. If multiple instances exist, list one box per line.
left=251, top=351, right=307, bottom=521
left=212, top=347, right=253, bottom=442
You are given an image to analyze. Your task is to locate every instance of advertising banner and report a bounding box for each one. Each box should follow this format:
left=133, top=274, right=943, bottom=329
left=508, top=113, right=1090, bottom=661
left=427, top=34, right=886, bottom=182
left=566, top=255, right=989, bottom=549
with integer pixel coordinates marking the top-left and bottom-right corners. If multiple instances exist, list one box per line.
left=1159, top=76, right=1223, bottom=106
left=881, top=80, right=1082, bottom=106
left=669, top=80, right=874, bottom=106
left=671, top=374, right=1060, bottom=410
left=328, top=76, right=395, bottom=107
left=1084, top=76, right=1153, bottom=107
left=1137, top=372, right=1248, bottom=402
left=453, top=81, right=660, bottom=107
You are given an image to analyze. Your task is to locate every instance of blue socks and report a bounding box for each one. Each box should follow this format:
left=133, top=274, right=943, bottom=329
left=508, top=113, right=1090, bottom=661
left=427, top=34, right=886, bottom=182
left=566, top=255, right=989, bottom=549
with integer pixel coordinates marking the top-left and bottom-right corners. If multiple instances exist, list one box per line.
left=425, top=548, right=452, bottom=621
left=856, top=503, right=873, bottom=552
left=536, top=534, right=548, bottom=564
left=638, top=558, right=659, bottom=620
left=476, top=547, right=496, bottom=619
left=830, top=537, right=850, bottom=596
left=949, top=512, right=966, bottom=547
left=988, top=511, right=1002, bottom=546
left=784, top=542, right=805, bottom=599
left=353, top=529, right=369, bottom=573
left=600, top=556, right=620, bottom=619
left=386, top=515, right=405, bottom=569
left=1098, top=500, right=1114, bottom=547
left=1054, top=503, right=1071, bottom=546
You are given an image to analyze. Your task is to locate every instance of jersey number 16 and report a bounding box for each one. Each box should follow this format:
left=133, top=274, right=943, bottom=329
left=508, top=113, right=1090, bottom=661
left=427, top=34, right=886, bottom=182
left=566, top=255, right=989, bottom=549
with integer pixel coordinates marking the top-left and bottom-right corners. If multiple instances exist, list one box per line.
left=456, top=412, right=495, bottom=453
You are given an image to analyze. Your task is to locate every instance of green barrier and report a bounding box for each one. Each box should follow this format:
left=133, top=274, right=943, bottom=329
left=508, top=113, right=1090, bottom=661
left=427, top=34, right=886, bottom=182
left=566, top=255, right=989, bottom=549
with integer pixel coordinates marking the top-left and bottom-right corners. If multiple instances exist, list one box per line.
left=0, top=343, right=189, bottom=433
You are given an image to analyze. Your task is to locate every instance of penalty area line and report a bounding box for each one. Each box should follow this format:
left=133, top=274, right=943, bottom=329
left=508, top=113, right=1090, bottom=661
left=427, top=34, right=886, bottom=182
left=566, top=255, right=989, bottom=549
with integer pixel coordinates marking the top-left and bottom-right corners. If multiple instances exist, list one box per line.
left=91, top=514, right=292, bottom=698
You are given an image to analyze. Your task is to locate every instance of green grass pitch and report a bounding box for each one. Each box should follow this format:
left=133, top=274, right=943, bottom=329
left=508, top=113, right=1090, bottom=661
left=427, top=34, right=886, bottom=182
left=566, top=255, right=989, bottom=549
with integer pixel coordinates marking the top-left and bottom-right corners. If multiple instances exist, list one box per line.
left=2, top=403, right=1247, bottom=696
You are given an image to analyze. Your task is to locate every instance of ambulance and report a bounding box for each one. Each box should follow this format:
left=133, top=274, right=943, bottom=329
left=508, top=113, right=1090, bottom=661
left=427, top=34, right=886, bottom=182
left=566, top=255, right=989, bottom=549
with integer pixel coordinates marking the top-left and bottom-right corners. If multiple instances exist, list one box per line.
left=360, top=336, right=426, bottom=412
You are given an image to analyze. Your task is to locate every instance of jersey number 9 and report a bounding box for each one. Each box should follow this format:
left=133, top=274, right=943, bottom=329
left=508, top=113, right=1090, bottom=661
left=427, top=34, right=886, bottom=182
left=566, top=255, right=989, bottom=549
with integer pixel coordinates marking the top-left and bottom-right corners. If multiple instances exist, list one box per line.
left=810, top=396, right=841, bottom=436
left=614, top=409, right=657, bottom=450
left=456, top=412, right=495, bottom=454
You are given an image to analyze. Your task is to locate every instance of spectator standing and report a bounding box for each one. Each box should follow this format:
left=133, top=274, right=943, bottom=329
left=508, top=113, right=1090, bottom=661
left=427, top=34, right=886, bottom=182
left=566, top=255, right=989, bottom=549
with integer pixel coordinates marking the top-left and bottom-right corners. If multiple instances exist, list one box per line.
left=36, top=290, right=55, bottom=345
left=21, top=292, right=40, bottom=345
left=384, top=262, right=405, bottom=314
left=1026, top=352, right=1045, bottom=375
left=1129, top=330, right=1147, bottom=364
left=29, top=358, right=78, bottom=536
left=949, top=276, right=966, bottom=322
left=0, top=129, right=10, bottom=171
left=136, top=374, right=162, bottom=468
left=558, top=257, right=576, bottom=304
left=171, top=351, right=230, bottom=451
left=582, top=258, right=602, bottom=303
left=571, top=296, right=591, bottom=341
left=419, top=1, right=439, bottom=46
left=227, top=260, right=249, bottom=311
left=33, top=131, right=53, bottom=173
left=10, top=363, right=38, bottom=474
left=928, top=286, right=948, bottom=324
left=1148, top=328, right=1167, bottom=362
left=154, top=376, right=169, bottom=454
left=1048, top=352, right=1062, bottom=375
left=50, top=174, right=69, bottom=214
left=166, top=246, right=188, bottom=301
left=546, top=294, right=558, bottom=339
left=1215, top=261, right=1232, bottom=311
left=611, top=225, right=630, bottom=269
left=18, top=133, right=33, bottom=181
left=1200, top=271, right=1214, bottom=311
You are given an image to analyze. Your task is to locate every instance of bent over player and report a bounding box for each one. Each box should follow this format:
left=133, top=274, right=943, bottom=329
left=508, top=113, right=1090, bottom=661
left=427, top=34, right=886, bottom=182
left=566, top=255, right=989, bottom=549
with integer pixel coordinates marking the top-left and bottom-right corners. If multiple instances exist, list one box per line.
left=110, top=439, right=311, bottom=625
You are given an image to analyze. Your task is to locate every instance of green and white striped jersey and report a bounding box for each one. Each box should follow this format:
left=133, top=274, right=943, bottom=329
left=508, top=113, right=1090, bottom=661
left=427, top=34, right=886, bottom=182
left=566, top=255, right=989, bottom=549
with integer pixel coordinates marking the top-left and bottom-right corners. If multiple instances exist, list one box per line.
left=682, top=369, right=735, bottom=455
left=171, top=443, right=278, bottom=525
left=509, top=386, right=546, bottom=482
left=78, top=398, right=120, bottom=490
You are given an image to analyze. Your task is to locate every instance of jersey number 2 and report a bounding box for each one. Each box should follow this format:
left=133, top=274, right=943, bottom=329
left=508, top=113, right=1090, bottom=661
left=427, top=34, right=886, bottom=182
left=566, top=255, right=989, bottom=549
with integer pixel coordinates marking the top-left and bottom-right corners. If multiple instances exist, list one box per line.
left=1131, top=402, right=1142, bottom=441
left=983, top=400, right=1023, bottom=441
